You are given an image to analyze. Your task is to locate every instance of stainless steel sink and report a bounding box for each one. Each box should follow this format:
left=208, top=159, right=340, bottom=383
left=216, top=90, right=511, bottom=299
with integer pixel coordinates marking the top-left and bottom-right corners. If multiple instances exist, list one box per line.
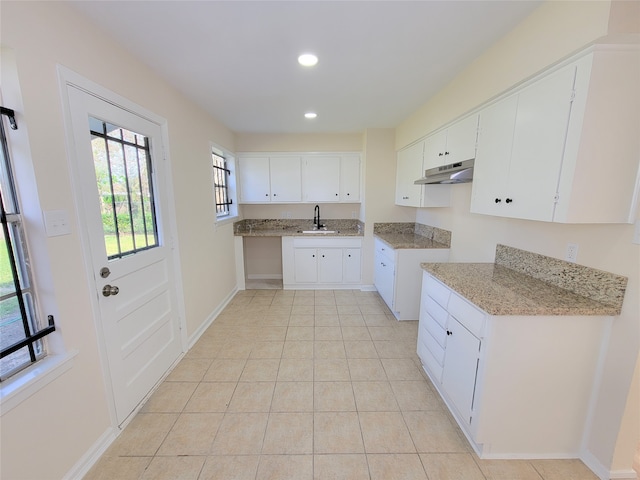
left=301, top=230, right=337, bottom=234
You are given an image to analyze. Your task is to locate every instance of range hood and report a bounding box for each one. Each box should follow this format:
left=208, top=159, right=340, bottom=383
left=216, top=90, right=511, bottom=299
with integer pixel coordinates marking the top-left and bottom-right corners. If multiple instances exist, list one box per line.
left=414, top=159, right=474, bottom=185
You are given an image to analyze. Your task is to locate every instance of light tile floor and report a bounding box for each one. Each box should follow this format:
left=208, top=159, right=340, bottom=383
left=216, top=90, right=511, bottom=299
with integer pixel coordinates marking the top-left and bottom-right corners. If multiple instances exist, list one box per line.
left=85, top=289, right=599, bottom=480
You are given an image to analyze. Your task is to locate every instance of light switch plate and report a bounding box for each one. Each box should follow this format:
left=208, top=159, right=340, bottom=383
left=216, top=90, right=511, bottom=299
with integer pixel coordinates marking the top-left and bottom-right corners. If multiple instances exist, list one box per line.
left=44, top=209, right=71, bottom=237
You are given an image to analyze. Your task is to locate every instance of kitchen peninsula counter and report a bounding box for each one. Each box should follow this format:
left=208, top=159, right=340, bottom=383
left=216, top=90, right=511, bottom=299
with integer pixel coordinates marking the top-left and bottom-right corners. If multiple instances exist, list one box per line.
left=373, top=222, right=452, bottom=249
left=421, top=244, right=627, bottom=317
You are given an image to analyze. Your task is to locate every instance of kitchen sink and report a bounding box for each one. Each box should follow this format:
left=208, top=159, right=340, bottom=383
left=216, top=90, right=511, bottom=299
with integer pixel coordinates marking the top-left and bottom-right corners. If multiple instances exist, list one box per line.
left=301, top=230, right=337, bottom=234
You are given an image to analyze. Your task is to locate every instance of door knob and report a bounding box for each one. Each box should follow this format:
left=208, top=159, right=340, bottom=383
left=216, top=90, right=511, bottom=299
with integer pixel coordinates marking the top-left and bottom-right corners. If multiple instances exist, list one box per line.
left=102, top=285, right=120, bottom=297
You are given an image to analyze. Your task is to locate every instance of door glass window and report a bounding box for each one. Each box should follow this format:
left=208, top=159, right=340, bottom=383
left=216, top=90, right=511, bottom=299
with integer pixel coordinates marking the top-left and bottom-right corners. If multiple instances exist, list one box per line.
left=89, top=118, right=158, bottom=259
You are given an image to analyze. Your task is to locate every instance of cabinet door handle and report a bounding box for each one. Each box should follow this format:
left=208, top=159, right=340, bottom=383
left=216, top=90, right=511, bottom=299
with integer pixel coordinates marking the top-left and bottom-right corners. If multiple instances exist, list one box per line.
left=273, top=193, right=277, bottom=196
left=348, top=254, right=351, bottom=257
left=265, top=193, right=269, bottom=196
left=381, top=262, right=386, bottom=267
left=347, top=193, right=350, bottom=196
left=322, top=255, right=325, bottom=258
left=312, top=255, right=315, bottom=258
left=446, top=330, right=453, bottom=336
left=438, top=152, right=443, bottom=156
left=445, top=151, right=450, bottom=155
left=495, top=198, right=502, bottom=203
left=505, top=198, right=513, bottom=204
left=335, top=193, right=339, bottom=196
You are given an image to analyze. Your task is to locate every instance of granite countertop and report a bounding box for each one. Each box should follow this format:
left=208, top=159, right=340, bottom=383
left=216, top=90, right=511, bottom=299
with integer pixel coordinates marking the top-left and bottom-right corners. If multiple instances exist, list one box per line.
left=421, top=262, right=621, bottom=316
left=234, top=219, right=364, bottom=237
left=375, top=232, right=449, bottom=249
left=373, top=222, right=451, bottom=249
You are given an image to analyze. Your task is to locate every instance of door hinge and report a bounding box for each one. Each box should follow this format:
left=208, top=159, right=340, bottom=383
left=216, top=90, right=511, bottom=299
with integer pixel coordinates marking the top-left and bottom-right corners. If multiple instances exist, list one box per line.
left=553, top=193, right=560, bottom=204
left=569, top=89, right=576, bottom=103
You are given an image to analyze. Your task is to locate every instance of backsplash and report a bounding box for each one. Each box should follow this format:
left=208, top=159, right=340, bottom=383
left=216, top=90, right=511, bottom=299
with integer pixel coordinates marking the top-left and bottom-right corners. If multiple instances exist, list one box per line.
left=495, top=244, right=628, bottom=312
left=373, top=222, right=451, bottom=247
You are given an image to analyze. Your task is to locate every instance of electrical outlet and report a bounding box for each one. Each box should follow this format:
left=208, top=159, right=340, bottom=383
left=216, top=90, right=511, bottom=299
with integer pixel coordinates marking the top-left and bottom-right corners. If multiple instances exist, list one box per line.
left=565, top=243, right=579, bottom=263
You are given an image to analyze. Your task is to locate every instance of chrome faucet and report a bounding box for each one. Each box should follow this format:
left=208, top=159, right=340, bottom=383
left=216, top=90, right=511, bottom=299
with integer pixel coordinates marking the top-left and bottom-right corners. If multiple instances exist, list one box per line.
left=313, top=205, right=322, bottom=230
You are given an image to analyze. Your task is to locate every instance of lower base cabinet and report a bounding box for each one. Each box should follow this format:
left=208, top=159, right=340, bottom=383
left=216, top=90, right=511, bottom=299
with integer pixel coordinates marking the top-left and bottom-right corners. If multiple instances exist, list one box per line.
left=374, top=237, right=450, bottom=320
left=418, top=271, right=611, bottom=458
left=282, top=237, right=362, bottom=289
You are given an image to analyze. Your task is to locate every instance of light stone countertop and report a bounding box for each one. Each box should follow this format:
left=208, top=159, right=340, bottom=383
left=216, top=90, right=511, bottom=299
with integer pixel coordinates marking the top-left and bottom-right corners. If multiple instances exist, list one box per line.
left=375, top=232, right=450, bottom=249
left=373, top=222, right=451, bottom=249
left=234, top=219, right=364, bottom=237
left=421, top=262, right=621, bottom=316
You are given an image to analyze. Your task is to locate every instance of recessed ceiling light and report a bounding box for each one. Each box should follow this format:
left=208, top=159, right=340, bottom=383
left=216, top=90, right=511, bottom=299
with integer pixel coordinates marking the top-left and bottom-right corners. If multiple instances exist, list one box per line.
left=298, top=53, right=318, bottom=67
left=304, top=112, right=317, bottom=119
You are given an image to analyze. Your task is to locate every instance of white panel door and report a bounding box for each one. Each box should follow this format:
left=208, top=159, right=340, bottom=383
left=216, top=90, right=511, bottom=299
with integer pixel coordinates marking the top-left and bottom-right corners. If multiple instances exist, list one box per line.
left=470, top=94, right=518, bottom=217
left=294, top=248, right=318, bottom=283
left=339, top=155, right=361, bottom=202
left=343, top=248, right=361, bottom=284
left=395, top=142, right=424, bottom=207
left=441, top=317, right=481, bottom=425
left=239, top=157, right=271, bottom=203
left=67, top=86, right=182, bottom=425
left=303, top=156, right=340, bottom=202
left=318, top=249, right=343, bottom=283
left=507, top=65, right=577, bottom=221
left=270, top=156, right=302, bottom=202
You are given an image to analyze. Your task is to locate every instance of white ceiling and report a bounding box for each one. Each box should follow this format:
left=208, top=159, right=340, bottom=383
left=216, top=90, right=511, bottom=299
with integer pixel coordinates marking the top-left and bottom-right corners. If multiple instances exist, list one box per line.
left=69, top=1, right=542, bottom=134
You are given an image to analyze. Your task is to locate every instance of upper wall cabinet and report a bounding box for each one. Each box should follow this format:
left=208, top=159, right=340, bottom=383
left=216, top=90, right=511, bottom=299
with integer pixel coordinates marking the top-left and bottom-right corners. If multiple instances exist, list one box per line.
left=395, top=141, right=451, bottom=208
left=339, top=155, right=361, bottom=202
left=238, top=156, right=302, bottom=203
left=424, top=114, right=479, bottom=171
left=238, top=153, right=361, bottom=204
left=302, top=156, right=341, bottom=202
left=301, top=154, right=362, bottom=203
left=471, top=45, right=640, bottom=224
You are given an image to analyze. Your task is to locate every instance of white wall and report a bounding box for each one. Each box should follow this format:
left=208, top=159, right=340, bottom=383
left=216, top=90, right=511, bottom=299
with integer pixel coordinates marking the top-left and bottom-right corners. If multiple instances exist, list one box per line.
left=396, top=0, right=639, bottom=475
left=0, top=2, right=237, bottom=478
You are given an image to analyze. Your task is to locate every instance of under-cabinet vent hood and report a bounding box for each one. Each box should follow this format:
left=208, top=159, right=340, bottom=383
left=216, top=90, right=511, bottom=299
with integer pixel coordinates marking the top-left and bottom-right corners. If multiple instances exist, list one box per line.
left=414, top=159, right=474, bottom=185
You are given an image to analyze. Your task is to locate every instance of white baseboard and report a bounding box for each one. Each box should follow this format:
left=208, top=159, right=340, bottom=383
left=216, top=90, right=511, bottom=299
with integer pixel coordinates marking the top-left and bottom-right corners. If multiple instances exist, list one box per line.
left=609, top=469, right=637, bottom=479
left=581, top=449, right=638, bottom=480
left=247, top=273, right=283, bottom=280
left=62, top=427, right=118, bottom=480
left=188, top=286, right=238, bottom=349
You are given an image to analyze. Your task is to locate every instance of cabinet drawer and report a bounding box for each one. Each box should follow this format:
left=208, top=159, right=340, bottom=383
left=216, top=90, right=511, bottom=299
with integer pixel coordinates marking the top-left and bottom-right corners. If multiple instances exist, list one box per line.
left=423, top=273, right=451, bottom=309
left=424, top=295, right=448, bottom=329
left=424, top=312, right=447, bottom=349
left=374, top=238, right=395, bottom=262
left=448, top=293, right=486, bottom=338
left=294, top=237, right=362, bottom=248
left=417, top=335, right=443, bottom=383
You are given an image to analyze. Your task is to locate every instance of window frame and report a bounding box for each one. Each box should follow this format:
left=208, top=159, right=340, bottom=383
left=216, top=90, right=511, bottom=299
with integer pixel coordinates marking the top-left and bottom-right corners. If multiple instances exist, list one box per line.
left=0, top=107, right=56, bottom=381
left=211, top=145, right=237, bottom=225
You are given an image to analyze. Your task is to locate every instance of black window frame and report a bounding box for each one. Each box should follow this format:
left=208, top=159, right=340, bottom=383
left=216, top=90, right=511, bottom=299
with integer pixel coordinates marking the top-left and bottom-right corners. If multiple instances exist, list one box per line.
left=0, top=106, right=55, bottom=381
left=212, top=152, right=232, bottom=218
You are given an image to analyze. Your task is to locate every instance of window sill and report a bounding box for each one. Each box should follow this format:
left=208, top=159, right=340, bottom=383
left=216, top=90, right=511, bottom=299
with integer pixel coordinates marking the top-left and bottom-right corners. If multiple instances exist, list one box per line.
left=0, top=350, right=78, bottom=416
left=215, top=215, right=239, bottom=228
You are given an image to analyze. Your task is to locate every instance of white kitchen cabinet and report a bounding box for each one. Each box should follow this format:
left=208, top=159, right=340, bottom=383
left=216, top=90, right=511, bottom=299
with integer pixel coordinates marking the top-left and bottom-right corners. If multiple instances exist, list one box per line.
left=343, top=248, right=362, bottom=284
left=302, top=156, right=341, bottom=202
left=471, top=46, right=640, bottom=223
left=395, top=141, right=424, bottom=207
left=339, top=155, right=361, bottom=202
left=395, top=142, right=451, bottom=208
left=471, top=64, right=576, bottom=221
left=282, top=237, right=362, bottom=289
left=440, top=316, right=481, bottom=424
left=374, top=237, right=449, bottom=320
left=423, top=114, right=479, bottom=170
left=418, top=271, right=611, bottom=457
left=238, top=156, right=301, bottom=203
